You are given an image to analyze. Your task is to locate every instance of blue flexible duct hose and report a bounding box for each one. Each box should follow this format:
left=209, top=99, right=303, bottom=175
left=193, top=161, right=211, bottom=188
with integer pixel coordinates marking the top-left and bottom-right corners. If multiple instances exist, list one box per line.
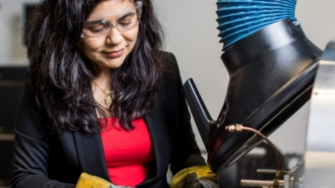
left=216, top=0, right=298, bottom=50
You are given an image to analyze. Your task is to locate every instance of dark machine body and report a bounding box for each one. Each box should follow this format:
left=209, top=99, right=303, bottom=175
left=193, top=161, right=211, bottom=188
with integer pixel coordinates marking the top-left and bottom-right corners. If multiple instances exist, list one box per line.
left=184, top=19, right=322, bottom=173
left=0, top=67, right=27, bottom=186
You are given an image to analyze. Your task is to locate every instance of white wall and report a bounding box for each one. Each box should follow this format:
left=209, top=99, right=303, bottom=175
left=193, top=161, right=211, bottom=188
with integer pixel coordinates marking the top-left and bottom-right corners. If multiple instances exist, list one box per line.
left=0, top=0, right=334, bottom=154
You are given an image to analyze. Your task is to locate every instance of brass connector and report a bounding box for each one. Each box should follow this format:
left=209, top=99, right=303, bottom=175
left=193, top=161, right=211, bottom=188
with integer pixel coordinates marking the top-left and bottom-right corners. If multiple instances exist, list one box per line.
left=273, top=178, right=284, bottom=187
left=225, top=124, right=243, bottom=133
left=276, top=170, right=284, bottom=178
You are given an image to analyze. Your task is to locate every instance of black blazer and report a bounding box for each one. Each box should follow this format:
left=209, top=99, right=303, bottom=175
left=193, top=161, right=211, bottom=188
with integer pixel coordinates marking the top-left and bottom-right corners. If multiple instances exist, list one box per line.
left=11, top=52, right=205, bottom=188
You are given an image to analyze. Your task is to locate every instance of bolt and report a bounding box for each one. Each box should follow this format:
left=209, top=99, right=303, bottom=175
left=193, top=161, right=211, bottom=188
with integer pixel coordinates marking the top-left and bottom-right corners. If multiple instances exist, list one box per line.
left=292, top=20, right=300, bottom=26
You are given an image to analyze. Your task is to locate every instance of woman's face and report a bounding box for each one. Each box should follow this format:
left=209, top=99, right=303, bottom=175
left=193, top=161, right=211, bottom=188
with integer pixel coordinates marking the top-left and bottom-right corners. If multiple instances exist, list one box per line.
left=81, top=0, right=139, bottom=71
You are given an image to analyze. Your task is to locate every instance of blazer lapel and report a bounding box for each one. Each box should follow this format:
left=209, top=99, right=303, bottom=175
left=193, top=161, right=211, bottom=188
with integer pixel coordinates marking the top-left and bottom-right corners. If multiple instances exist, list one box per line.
left=142, top=104, right=172, bottom=183
left=72, top=105, right=172, bottom=184
left=73, top=120, right=111, bottom=182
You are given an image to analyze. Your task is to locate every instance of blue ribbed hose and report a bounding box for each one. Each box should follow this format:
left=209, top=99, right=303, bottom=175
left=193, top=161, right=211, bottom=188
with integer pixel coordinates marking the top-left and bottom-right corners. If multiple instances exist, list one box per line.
left=216, top=0, right=298, bottom=50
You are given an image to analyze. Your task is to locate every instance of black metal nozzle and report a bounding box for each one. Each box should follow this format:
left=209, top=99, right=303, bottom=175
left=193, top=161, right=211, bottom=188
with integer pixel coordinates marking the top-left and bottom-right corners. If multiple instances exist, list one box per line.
left=183, top=78, right=213, bottom=150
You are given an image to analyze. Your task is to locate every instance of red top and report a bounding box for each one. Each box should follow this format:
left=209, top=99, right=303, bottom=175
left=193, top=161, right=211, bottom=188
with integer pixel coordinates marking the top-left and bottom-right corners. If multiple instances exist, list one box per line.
left=99, top=118, right=154, bottom=187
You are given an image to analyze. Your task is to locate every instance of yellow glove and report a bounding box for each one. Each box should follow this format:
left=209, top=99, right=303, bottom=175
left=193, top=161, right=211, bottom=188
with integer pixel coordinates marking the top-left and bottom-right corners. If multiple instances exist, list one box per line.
left=170, top=165, right=218, bottom=188
left=76, top=172, right=112, bottom=188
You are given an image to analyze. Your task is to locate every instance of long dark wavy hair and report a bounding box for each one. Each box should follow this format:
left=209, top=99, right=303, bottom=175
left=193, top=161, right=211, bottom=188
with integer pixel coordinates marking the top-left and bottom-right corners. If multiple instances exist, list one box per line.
left=25, top=0, right=164, bottom=133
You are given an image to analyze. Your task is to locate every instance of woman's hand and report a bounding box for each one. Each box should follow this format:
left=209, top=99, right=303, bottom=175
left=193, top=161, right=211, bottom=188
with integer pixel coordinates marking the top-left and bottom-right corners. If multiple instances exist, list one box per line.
left=76, top=173, right=112, bottom=188
left=171, top=165, right=219, bottom=188
left=76, top=173, right=136, bottom=188
left=183, top=173, right=219, bottom=188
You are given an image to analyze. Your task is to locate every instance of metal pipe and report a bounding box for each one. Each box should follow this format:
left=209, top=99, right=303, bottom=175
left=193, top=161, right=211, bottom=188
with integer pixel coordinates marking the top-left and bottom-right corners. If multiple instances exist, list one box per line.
left=257, top=169, right=278, bottom=174
left=0, top=134, right=15, bottom=141
left=241, top=179, right=284, bottom=187
left=242, top=126, right=282, bottom=174
left=226, top=124, right=283, bottom=178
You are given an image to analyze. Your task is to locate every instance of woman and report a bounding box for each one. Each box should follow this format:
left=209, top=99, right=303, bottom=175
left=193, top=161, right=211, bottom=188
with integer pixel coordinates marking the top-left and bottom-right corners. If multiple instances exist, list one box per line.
left=11, top=0, right=215, bottom=187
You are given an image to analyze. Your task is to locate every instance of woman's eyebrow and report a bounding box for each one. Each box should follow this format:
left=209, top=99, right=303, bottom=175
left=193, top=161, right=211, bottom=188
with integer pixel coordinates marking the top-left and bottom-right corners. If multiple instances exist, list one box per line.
left=117, top=12, right=135, bottom=21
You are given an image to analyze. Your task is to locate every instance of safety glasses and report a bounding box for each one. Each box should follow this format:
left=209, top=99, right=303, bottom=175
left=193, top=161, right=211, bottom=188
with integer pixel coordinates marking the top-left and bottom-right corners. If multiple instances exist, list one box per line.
left=81, top=1, right=143, bottom=38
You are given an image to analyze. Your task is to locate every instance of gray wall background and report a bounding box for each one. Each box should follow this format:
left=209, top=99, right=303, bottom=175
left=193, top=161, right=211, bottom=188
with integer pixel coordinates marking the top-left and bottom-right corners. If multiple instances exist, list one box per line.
left=0, top=0, right=334, bottom=155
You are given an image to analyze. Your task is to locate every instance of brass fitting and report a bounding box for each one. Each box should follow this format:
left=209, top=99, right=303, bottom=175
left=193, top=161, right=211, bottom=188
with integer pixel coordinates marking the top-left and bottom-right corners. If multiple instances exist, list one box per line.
left=225, top=124, right=243, bottom=133
left=276, top=170, right=284, bottom=178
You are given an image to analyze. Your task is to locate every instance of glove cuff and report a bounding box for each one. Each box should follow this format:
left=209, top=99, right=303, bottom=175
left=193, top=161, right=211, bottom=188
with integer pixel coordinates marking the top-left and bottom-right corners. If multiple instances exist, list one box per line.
left=170, top=165, right=217, bottom=188
left=76, top=172, right=111, bottom=188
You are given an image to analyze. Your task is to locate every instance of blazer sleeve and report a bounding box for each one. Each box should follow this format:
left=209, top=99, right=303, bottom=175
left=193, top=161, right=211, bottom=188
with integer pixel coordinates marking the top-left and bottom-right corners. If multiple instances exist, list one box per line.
left=167, top=52, right=206, bottom=175
left=11, top=79, right=75, bottom=188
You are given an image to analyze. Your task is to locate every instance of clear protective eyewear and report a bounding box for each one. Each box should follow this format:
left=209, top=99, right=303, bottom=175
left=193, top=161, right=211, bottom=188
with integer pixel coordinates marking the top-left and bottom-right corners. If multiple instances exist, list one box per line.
left=81, top=1, right=143, bottom=38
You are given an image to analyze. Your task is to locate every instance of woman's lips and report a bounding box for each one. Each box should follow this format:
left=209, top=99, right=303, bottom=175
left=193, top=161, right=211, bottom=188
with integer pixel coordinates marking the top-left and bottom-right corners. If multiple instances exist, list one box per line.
left=104, top=49, right=124, bottom=58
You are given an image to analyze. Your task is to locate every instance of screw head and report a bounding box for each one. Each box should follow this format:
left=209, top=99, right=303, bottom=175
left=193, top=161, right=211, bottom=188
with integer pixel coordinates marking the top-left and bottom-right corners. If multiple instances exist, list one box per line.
left=292, top=20, right=300, bottom=26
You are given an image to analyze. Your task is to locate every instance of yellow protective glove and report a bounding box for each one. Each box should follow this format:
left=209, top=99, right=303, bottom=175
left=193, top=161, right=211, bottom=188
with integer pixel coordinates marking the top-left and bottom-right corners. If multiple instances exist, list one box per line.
left=76, top=172, right=112, bottom=188
left=170, top=165, right=218, bottom=188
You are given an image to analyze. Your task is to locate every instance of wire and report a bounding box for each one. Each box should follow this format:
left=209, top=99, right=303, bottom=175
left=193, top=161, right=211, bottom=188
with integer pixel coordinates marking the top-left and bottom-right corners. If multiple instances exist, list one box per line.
left=226, top=124, right=283, bottom=178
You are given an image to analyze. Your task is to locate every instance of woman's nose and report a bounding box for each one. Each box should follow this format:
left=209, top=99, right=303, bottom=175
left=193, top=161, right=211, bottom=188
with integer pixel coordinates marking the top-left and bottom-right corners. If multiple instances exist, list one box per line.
left=105, top=27, right=123, bottom=45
